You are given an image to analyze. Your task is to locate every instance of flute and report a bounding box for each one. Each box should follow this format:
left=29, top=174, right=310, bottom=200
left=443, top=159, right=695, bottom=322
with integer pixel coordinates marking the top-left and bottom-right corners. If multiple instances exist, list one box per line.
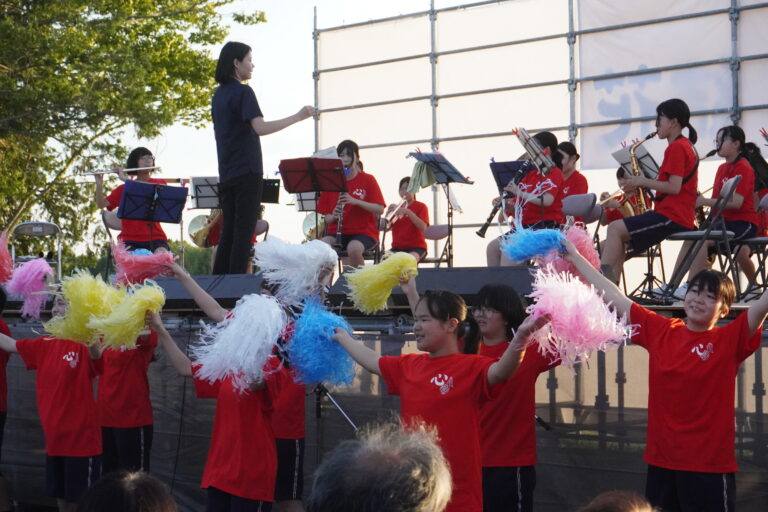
left=79, top=166, right=161, bottom=176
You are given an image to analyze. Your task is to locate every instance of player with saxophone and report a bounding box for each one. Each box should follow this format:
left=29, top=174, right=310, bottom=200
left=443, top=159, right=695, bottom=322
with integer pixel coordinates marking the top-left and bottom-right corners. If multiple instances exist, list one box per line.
left=600, top=98, right=699, bottom=283
left=317, top=140, right=385, bottom=269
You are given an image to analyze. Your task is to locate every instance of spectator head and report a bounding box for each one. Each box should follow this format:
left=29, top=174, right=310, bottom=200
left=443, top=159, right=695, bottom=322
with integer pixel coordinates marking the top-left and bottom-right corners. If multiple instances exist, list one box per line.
left=577, top=490, right=654, bottom=512
left=76, top=471, right=177, bottom=512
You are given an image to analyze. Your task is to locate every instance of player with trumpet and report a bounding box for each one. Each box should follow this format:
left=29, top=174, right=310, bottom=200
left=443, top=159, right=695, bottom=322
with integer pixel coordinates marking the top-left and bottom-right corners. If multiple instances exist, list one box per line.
left=384, top=176, right=430, bottom=261
left=317, top=140, right=385, bottom=269
left=93, top=147, right=170, bottom=253
left=600, top=98, right=699, bottom=284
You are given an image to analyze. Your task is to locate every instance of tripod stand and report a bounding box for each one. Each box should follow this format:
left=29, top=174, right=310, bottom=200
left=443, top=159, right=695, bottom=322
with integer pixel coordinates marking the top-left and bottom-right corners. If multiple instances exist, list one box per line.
left=313, top=383, right=359, bottom=465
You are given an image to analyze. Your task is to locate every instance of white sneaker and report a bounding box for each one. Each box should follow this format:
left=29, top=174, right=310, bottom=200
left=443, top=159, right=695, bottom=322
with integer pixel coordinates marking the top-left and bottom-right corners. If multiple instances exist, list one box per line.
left=673, top=282, right=689, bottom=300
left=651, top=284, right=673, bottom=297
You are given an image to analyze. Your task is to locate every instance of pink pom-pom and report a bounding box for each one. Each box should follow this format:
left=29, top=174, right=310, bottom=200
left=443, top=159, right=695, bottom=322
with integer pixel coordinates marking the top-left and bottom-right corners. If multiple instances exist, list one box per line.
left=0, top=232, right=12, bottom=283
left=526, top=266, right=633, bottom=368
left=540, top=225, right=600, bottom=282
left=6, top=258, right=54, bottom=318
left=112, top=242, right=174, bottom=285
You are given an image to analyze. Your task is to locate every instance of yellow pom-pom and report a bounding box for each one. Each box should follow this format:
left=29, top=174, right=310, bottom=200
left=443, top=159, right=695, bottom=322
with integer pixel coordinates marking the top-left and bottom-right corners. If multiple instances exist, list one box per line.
left=87, top=281, right=165, bottom=348
left=44, top=271, right=126, bottom=345
left=346, top=252, right=418, bottom=314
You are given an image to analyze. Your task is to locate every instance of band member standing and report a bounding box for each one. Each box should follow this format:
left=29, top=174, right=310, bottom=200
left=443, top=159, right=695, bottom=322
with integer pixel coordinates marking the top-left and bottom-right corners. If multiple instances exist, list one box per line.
left=318, top=140, right=385, bottom=269
left=212, top=41, right=313, bottom=275
left=387, top=176, right=429, bottom=261
left=94, top=147, right=169, bottom=253
left=601, top=98, right=699, bottom=283
left=486, top=131, right=565, bottom=266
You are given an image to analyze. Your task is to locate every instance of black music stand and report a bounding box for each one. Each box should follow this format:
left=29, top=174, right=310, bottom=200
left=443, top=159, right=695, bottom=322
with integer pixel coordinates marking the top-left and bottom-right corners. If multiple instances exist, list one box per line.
left=117, top=179, right=189, bottom=246
left=278, top=157, right=348, bottom=240
left=407, top=152, right=473, bottom=267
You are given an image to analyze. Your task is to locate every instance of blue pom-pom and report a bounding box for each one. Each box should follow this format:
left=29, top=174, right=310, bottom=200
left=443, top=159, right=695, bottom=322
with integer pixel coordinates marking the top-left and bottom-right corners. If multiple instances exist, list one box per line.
left=501, top=228, right=565, bottom=262
left=131, top=249, right=153, bottom=256
left=288, top=299, right=355, bottom=386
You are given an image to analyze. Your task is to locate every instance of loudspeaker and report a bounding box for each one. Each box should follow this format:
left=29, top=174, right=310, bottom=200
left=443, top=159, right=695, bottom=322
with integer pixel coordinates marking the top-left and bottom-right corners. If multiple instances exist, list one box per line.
left=155, top=274, right=263, bottom=310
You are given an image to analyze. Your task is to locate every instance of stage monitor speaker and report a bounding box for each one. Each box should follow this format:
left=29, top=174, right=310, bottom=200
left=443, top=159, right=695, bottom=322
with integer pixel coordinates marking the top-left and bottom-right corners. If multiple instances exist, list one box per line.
left=154, top=274, right=263, bottom=310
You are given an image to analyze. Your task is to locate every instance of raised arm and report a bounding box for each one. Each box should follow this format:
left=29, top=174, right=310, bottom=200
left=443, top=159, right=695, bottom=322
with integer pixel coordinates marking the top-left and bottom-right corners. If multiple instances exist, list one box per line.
left=562, top=240, right=633, bottom=317
left=148, top=312, right=192, bottom=377
left=0, top=333, right=17, bottom=354
left=332, top=328, right=381, bottom=375
left=487, top=314, right=549, bottom=387
left=748, top=289, right=768, bottom=335
left=250, top=106, right=314, bottom=136
left=166, top=262, right=227, bottom=323
left=398, top=275, right=421, bottom=316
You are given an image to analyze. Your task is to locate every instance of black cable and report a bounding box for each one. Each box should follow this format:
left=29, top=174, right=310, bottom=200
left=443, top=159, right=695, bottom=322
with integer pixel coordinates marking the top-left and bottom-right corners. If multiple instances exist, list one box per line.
left=169, top=307, right=195, bottom=493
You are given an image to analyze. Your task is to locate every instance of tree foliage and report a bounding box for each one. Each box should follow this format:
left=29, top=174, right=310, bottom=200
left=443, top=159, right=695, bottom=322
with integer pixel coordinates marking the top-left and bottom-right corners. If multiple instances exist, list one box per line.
left=0, top=0, right=265, bottom=269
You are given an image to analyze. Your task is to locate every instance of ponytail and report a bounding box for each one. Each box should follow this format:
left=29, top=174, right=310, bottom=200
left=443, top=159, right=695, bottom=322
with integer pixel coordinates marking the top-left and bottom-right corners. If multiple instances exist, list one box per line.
left=686, top=123, right=698, bottom=145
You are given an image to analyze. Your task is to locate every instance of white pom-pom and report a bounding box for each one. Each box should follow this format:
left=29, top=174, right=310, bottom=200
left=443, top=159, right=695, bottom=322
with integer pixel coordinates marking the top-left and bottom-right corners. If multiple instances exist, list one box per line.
left=253, top=238, right=338, bottom=308
left=192, top=293, right=287, bottom=392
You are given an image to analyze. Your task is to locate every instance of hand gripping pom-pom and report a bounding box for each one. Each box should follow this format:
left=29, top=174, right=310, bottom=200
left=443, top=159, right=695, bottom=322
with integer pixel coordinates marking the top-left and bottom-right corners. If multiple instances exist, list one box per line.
left=112, top=242, right=174, bottom=285
left=192, top=293, right=287, bottom=393
left=288, top=299, right=355, bottom=386
left=346, top=252, right=418, bottom=314
left=87, top=281, right=165, bottom=349
left=540, top=225, right=600, bottom=281
left=526, top=266, right=634, bottom=368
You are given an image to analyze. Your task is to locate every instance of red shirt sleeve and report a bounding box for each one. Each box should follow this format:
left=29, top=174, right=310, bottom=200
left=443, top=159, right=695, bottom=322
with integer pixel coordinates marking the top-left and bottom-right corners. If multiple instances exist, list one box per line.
left=378, top=355, right=403, bottom=395
left=317, top=191, right=339, bottom=215
left=659, top=141, right=688, bottom=179
left=734, top=311, right=762, bottom=362
left=629, top=302, right=678, bottom=351
left=105, top=183, right=125, bottom=211
left=193, top=364, right=222, bottom=398
left=16, top=338, right=43, bottom=370
left=363, top=174, right=385, bottom=207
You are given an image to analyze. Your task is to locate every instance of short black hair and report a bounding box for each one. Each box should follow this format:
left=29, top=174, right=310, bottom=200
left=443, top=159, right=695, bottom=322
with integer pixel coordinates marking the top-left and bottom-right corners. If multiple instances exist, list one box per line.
left=215, top=41, right=252, bottom=85
left=126, top=147, right=153, bottom=170
left=687, top=269, right=735, bottom=310
left=656, top=98, right=698, bottom=144
left=399, top=176, right=411, bottom=189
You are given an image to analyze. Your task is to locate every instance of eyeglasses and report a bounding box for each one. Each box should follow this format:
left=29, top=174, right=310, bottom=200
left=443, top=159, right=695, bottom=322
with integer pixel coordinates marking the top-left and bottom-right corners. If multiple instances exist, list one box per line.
left=471, top=306, right=499, bottom=316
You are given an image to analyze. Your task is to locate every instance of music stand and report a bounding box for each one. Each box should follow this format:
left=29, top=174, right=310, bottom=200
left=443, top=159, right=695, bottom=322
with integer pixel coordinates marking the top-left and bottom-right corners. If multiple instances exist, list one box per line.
left=190, top=176, right=219, bottom=209
left=278, top=157, right=348, bottom=239
left=407, top=152, right=473, bottom=267
left=611, top=145, right=660, bottom=180
left=117, top=180, right=189, bottom=248
left=490, top=160, right=531, bottom=191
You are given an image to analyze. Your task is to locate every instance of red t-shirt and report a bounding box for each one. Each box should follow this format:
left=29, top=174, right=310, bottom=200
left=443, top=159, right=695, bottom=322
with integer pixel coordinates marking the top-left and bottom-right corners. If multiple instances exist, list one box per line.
left=512, top=167, right=565, bottom=227
left=630, top=303, right=761, bottom=472
left=97, top=331, right=157, bottom=428
left=106, top=178, right=168, bottom=242
left=194, top=364, right=285, bottom=501
left=758, top=188, right=768, bottom=236
left=478, top=343, right=559, bottom=467
left=16, top=337, right=102, bottom=457
left=604, top=193, right=641, bottom=223
left=391, top=200, right=429, bottom=251
left=562, top=171, right=588, bottom=198
left=271, top=366, right=306, bottom=439
left=0, top=320, right=11, bottom=413
left=655, top=137, right=698, bottom=229
left=207, top=214, right=257, bottom=246
left=379, top=353, right=498, bottom=512
left=712, top=158, right=758, bottom=226
left=317, top=172, right=385, bottom=241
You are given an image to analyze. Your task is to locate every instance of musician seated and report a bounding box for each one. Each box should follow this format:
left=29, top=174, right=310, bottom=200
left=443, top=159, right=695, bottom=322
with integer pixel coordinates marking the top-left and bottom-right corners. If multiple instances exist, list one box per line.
left=93, top=147, right=170, bottom=254
left=486, top=131, right=565, bottom=267
left=665, top=125, right=758, bottom=299
left=317, top=140, right=385, bottom=269
left=559, top=142, right=589, bottom=223
left=599, top=168, right=641, bottom=226
left=385, top=177, right=430, bottom=261
left=601, top=99, right=699, bottom=283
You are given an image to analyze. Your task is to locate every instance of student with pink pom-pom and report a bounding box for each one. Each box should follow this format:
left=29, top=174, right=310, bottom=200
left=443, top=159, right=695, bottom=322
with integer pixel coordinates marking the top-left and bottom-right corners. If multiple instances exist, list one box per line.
left=332, top=277, right=549, bottom=512
left=563, top=239, right=768, bottom=512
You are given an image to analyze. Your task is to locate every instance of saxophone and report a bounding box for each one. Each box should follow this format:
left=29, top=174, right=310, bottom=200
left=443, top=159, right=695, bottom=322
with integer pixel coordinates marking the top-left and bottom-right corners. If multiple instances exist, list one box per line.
left=627, top=131, right=657, bottom=214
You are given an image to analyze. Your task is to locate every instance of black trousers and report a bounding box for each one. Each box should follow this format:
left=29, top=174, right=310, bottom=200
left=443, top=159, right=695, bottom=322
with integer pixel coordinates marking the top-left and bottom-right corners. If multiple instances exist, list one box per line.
left=213, top=173, right=263, bottom=275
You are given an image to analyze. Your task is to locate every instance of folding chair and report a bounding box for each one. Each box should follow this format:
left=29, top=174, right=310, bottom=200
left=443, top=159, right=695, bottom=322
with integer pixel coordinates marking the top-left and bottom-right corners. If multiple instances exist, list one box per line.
left=659, top=176, right=742, bottom=302
left=562, top=193, right=597, bottom=227
left=734, top=193, right=768, bottom=301
left=335, top=218, right=382, bottom=273
left=419, top=224, right=450, bottom=267
left=11, top=222, right=63, bottom=281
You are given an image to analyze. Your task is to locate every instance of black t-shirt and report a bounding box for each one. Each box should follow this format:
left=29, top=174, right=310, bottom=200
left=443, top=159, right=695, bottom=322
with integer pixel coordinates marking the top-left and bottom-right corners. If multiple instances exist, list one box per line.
left=212, top=81, right=264, bottom=184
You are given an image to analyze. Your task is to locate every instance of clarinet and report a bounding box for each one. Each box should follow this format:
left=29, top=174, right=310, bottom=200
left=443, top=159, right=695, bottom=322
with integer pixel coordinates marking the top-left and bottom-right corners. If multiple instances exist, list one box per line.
left=476, top=160, right=535, bottom=238
left=334, top=195, right=344, bottom=248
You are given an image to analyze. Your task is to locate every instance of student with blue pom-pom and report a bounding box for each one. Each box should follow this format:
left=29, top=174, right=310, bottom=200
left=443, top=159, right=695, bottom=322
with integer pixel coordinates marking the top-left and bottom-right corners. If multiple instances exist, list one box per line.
left=332, top=276, right=549, bottom=512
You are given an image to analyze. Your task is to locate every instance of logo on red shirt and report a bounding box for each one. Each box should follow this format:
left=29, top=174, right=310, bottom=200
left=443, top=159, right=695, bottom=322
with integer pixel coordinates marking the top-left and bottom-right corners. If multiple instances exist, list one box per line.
left=63, top=351, right=80, bottom=368
left=691, top=343, right=714, bottom=361
left=351, top=188, right=366, bottom=200
left=430, top=373, right=454, bottom=395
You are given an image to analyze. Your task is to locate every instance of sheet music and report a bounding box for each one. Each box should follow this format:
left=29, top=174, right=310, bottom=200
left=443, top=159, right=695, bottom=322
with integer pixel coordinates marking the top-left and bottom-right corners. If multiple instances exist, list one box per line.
left=611, top=145, right=660, bottom=180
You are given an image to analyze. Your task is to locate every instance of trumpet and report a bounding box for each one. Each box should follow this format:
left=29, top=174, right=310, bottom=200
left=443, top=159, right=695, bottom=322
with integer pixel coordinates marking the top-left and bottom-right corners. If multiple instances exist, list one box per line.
left=384, top=198, right=408, bottom=224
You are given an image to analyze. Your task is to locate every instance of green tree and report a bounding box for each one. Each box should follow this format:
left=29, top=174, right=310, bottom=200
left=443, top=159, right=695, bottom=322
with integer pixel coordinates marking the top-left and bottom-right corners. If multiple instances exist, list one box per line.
left=0, top=0, right=265, bottom=269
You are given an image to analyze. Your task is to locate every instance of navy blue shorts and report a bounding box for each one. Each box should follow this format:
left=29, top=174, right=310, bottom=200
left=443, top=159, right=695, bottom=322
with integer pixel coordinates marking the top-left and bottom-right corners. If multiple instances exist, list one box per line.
left=274, top=438, right=305, bottom=502
left=645, top=464, right=735, bottom=512
left=102, top=425, right=153, bottom=474
left=482, top=465, right=536, bottom=512
left=46, top=454, right=101, bottom=503
left=336, top=234, right=377, bottom=251
left=623, top=211, right=688, bottom=253
left=711, top=221, right=757, bottom=255
left=391, top=247, right=427, bottom=260
left=123, top=239, right=171, bottom=253
left=206, top=487, right=272, bottom=512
